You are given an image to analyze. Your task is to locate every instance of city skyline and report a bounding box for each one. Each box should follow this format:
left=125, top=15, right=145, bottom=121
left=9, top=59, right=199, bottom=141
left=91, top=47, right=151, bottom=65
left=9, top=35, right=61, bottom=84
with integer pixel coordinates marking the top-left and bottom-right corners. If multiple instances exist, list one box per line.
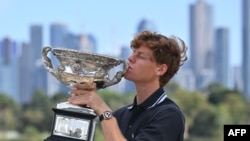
left=0, top=0, right=241, bottom=66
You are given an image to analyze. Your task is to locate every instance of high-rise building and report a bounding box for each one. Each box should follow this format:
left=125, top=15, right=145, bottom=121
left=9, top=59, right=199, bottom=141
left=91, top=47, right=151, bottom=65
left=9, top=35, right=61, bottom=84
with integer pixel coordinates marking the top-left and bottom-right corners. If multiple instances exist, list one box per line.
left=30, top=25, right=48, bottom=94
left=64, top=33, right=81, bottom=50
left=0, top=38, right=20, bottom=102
left=50, top=23, right=68, bottom=48
left=19, top=42, right=33, bottom=103
left=234, top=66, right=243, bottom=92
left=48, top=23, right=69, bottom=95
left=215, top=27, right=230, bottom=88
left=242, top=0, right=250, bottom=99
left=137, top=18, right=157, bottom=33
left=189, top=0, right=215, bottom=90
left=18, top=25, right=46, bottom=103
left=79, top=34, right=97, bottom=53
left=86, top=34, right=97, bottom=53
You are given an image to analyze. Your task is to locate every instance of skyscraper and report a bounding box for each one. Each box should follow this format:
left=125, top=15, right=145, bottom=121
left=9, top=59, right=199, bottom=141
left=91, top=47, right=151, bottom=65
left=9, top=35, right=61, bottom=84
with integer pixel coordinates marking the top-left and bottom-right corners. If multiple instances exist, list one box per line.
left=242, top=0, right=250, bottom=99
left=79, top=34, right=97, bottom=53
left=48, top=23, right=69, bottom=95
left=215, top=27, right=229, bottom=88
left=50, top=23, right=68, bottom=48
left=137, top=18, right=157, bottom=33
left=19, top=25, right=46, bottom=103
left=30, top=25, right=48, bottom=94
left=0, top=38, right=20, bottom=102
left=19, top=42, right=33, bottom=103
left=189, top=0, right=215, bottom=90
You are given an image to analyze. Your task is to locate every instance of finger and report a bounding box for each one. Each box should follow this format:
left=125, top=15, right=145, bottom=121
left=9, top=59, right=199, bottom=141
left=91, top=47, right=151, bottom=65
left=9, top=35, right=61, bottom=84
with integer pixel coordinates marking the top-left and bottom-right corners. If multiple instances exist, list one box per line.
left=68, top=94, right=93, bottom=107
left=69, top=89, right=89, bottom=96
left=73, top=83, right=96, bottom=90
left=68, top=96, right=85, bottom=105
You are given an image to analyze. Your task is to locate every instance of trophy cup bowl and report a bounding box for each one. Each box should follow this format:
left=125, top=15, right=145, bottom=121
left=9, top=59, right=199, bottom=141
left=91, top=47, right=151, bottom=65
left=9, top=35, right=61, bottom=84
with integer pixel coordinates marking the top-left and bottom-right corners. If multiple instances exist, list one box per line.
left=42, top=46, right=128, bottom=141
left=42, top=46, right=128, bottom=89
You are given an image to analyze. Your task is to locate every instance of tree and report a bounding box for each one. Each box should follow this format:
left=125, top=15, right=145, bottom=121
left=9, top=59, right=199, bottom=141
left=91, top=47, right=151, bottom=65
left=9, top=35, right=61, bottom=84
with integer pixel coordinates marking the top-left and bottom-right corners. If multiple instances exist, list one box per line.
left=189, top=105, right=220, bottom=137
left=207, top=83, right=240, bottom=105
left=170, top=89, right=214, bottom=139
left=222, top=93, right=247, bottom=124
left=0, top=93, right=20, bottom=131
left=50, top=91, right=69, bottom=106
left=21, top=89, right=53, bottom=132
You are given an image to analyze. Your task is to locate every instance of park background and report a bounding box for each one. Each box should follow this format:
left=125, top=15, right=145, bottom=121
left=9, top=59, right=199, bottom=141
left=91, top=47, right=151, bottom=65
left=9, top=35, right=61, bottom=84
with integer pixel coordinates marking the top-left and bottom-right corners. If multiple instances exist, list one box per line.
left=0, top=0, right=250, bottom=141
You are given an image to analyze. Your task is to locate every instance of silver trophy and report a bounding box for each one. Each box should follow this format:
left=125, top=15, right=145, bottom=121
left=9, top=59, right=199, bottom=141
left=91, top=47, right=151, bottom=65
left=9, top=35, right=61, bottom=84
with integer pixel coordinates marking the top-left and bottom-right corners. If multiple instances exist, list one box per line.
left=42, top=46, right=128, bottom=141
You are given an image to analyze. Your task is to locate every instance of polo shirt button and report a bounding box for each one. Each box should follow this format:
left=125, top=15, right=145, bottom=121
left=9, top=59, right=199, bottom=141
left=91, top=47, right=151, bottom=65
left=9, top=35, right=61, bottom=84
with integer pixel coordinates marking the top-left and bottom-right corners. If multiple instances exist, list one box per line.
left=129, top=125, right=132, bottom=128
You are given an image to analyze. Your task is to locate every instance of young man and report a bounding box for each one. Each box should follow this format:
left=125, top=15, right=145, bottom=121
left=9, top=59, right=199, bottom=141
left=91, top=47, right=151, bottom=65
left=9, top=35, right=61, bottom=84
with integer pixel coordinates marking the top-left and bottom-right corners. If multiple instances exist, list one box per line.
left=68, top=30, right=188, bottom=141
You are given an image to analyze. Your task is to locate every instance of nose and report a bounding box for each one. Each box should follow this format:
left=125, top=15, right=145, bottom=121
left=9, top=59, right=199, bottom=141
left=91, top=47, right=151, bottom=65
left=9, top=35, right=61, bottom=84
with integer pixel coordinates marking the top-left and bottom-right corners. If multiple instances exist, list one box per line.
left=128, top=54, right=135, bottom=63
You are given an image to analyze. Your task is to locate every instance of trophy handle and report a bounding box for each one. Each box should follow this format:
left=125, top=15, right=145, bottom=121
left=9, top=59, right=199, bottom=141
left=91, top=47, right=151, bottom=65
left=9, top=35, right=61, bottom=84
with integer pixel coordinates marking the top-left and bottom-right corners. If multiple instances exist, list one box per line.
left=42, top=46, right=54, bottom=70
left=102, top=59, right=128, bottom=88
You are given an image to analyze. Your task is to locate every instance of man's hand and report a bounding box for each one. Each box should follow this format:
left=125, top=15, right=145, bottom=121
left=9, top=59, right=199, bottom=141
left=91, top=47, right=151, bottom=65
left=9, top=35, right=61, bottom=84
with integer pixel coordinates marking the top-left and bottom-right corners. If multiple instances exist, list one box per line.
left=67, top=83, right=111, bottom=115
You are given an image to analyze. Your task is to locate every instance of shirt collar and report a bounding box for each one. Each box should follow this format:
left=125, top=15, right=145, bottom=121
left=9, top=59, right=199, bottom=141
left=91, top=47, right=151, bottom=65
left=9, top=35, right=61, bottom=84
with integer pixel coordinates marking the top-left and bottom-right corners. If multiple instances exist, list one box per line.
left=128, top=87, right=167, bottom=110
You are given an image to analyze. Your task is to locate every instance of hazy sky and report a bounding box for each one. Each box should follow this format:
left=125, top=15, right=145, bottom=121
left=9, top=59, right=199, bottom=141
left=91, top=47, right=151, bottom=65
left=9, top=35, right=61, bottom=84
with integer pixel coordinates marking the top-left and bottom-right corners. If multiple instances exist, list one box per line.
left=0, top=0, right=241, bottom=66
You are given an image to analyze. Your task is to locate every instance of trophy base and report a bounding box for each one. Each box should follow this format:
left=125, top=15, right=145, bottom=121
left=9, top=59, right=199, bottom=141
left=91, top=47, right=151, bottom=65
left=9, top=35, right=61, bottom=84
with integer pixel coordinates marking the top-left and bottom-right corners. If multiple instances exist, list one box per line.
left=44, top=136, right=75, bottom=141
left=44, top=102, right=97, bottom=141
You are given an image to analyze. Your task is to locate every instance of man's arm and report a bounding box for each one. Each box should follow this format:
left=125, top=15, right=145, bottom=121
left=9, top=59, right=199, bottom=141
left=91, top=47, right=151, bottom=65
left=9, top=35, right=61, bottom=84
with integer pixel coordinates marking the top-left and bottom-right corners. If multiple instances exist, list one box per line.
left=67, top=83, right=127, bottom=141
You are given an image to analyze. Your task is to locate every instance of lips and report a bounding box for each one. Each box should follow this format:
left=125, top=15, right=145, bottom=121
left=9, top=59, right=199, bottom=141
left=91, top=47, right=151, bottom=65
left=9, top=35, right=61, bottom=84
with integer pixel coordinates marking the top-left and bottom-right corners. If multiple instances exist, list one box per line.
left=128, top=65, right=133, bottom=70
left=125, top=64, right=132, bottom=73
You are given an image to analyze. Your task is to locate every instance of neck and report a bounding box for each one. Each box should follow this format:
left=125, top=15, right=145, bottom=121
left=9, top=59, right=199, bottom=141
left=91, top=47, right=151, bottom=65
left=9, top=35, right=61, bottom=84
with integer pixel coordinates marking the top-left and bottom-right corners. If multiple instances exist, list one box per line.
left=135, top=81, right=160, bottom=105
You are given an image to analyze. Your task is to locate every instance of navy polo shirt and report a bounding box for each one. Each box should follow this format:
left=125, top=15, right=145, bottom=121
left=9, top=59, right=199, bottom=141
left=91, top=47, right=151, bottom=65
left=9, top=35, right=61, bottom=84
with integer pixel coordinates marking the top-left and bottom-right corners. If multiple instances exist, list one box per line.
left=113, top=87, right=185, bottom=141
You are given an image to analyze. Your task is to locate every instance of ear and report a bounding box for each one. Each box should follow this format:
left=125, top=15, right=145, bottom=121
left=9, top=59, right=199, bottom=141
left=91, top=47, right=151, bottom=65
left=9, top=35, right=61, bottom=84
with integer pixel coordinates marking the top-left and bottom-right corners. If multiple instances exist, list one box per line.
left=156, top=64, right=168, bottom=76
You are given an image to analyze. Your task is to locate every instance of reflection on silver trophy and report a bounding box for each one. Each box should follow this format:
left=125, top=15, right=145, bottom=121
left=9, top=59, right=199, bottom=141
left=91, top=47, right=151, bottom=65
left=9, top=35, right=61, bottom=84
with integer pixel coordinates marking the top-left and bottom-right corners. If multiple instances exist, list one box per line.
left=42, top=46, right=128, bottom=89
left=42, top=46, right=128, bottom=141
left=53, top=115, right=89, bottom=140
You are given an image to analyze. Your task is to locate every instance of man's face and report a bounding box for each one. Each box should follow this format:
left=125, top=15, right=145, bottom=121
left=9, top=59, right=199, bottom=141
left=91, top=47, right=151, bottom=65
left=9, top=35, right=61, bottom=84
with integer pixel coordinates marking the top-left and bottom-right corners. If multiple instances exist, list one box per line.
left=125, top=45, right=159, bottom=84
